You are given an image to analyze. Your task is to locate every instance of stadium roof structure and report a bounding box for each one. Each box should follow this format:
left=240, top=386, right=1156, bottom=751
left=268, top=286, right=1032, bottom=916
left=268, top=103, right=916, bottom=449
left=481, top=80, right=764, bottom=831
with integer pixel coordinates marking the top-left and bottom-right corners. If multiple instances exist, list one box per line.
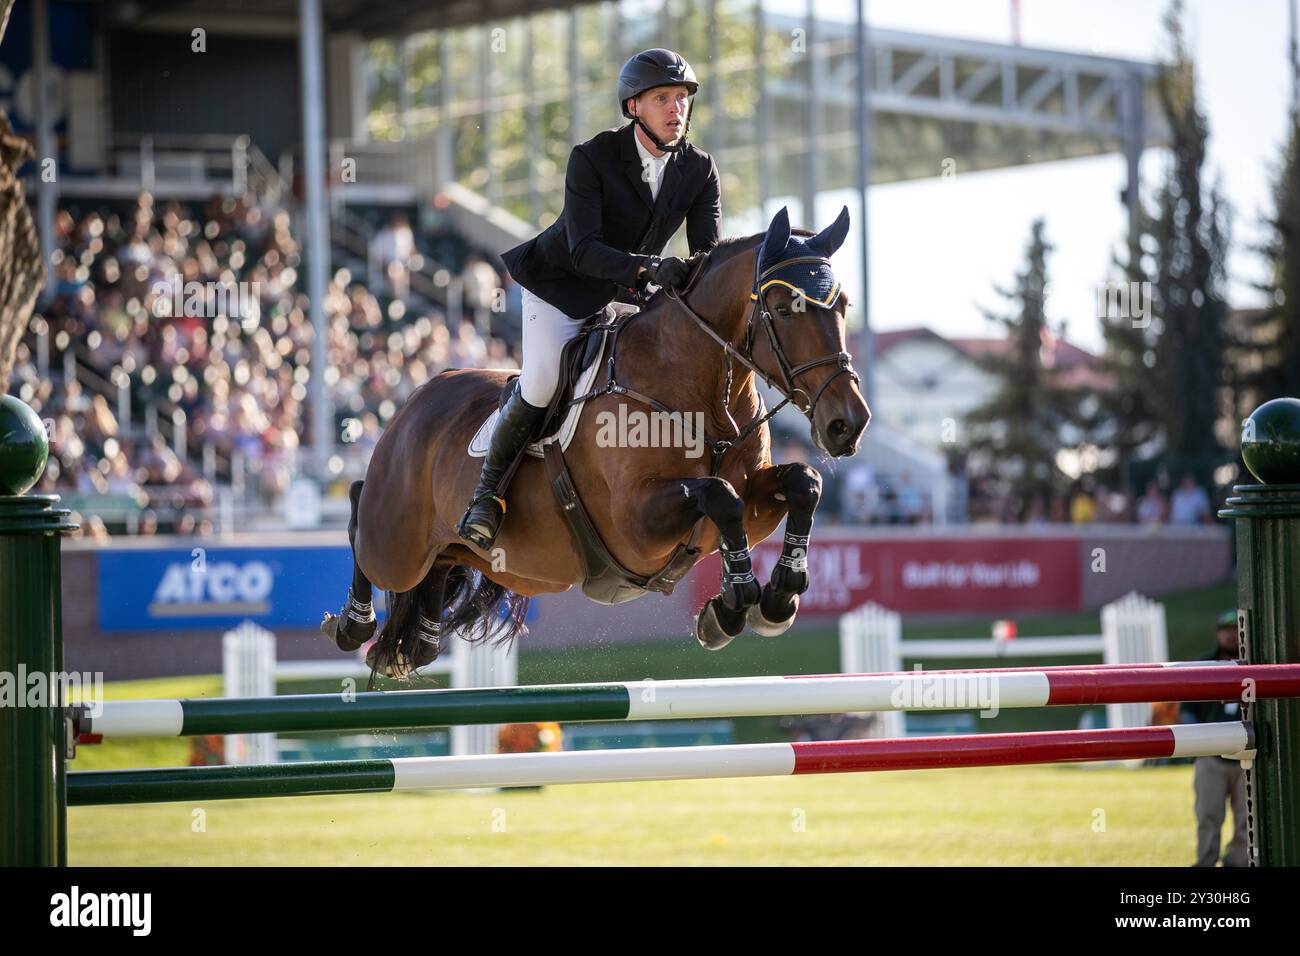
left=33, top=1, right=1171, bottom=469
left=99, top=0, right=578, bottom=35
left=104, top=1, right=1169, bottom=186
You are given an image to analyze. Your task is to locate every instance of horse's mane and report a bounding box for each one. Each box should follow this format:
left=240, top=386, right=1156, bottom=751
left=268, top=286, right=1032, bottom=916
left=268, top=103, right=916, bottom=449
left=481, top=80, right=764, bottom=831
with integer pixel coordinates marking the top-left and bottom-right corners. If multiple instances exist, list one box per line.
left=640, top=226, right=821, bottom=312
left=700, top=227, right=817, bottom=272
left=670, top=226, right=849, bottom=312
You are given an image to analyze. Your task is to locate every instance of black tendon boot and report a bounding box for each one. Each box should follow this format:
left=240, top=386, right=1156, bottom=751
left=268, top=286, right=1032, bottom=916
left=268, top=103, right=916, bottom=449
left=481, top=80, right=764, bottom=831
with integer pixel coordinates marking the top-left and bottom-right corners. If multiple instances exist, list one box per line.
left=457, top=387, right=548, bottom=549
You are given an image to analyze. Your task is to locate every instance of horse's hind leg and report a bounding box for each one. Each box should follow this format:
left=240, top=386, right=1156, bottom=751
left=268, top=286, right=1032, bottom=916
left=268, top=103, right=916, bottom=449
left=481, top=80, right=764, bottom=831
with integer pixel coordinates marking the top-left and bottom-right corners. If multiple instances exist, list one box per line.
left=320, top=480, right=379, bottom=652
left=366, top=562, right=451, bottom=678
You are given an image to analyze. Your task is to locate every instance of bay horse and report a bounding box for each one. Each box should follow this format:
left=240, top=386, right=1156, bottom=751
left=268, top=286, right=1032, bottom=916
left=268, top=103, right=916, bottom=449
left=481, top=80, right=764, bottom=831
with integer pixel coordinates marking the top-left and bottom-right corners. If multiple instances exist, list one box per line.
left=322, top=206, right=870, bottom=677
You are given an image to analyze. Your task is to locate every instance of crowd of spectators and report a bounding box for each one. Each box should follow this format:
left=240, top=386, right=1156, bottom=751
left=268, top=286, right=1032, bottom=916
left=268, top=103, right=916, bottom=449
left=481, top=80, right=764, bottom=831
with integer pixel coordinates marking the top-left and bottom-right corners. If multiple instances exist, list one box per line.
left=778, top=436, right=1217, bottom=528
left=8, top=192, right=516, bottom=537
left=5, top=191, right=1228, bottom=538
left=954, top=473, right=1216, bottom=528
left=1007, top=474, right=1215, bottom=527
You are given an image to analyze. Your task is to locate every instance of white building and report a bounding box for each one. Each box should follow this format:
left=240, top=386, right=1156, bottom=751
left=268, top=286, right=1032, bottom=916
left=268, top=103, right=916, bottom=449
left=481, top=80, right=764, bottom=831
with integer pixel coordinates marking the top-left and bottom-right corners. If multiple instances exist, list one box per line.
left=868, top=327, right=1111, bottom=452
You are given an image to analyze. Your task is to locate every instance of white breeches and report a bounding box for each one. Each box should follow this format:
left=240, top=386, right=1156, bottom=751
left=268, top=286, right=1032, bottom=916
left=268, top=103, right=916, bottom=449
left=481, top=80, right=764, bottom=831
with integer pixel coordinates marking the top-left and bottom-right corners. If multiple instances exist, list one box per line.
left=517, top=287, right=589, bottom=407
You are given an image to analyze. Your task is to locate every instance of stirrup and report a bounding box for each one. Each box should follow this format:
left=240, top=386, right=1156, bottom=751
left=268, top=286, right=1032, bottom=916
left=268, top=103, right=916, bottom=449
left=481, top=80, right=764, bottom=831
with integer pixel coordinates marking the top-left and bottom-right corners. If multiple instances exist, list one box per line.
left=458, top=494, right=507, bottom=548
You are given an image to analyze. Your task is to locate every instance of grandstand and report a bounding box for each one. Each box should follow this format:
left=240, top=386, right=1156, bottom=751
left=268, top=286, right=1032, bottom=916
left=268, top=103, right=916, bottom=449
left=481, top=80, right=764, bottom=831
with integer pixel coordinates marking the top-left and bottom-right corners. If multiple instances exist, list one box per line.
left=6, top=0, right=1167, bottom=534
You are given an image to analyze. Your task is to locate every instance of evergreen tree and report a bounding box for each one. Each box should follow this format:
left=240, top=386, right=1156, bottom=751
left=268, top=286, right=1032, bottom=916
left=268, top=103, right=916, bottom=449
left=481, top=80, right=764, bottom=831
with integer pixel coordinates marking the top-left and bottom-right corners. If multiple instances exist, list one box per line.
left=1147, top=1, right=1232, bottom=490
left=1092, top=0, right=1231, bottom=493
left=1094, top=209, right=1161, bottom=491
left=966, top=219, right=1076, bottom=517
left=1239, top=109, right=1300, bottom=408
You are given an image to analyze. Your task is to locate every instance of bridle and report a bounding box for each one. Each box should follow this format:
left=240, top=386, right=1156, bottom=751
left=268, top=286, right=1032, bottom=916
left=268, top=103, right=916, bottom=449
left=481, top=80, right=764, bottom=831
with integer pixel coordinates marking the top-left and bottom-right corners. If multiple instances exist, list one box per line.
left=663, top=253, right=860, bottom=452
left=571, top=250, right=860, bottom=469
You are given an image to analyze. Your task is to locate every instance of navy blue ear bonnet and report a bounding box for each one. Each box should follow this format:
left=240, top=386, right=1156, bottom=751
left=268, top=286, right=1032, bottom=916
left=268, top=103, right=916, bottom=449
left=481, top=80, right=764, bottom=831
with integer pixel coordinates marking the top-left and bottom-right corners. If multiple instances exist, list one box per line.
left=752, top=205, right=851, bottom=309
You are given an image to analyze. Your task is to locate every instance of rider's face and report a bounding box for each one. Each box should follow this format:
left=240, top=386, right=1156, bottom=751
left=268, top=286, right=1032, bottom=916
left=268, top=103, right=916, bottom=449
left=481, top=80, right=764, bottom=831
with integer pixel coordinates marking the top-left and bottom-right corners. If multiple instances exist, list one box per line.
left=630, top=86, right=691, bottom=147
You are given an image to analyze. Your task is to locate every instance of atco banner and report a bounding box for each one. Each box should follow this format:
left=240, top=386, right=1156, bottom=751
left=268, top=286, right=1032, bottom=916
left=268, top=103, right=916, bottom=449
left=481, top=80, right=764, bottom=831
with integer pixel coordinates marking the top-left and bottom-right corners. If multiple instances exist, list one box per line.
left=97, top=546, right=356, bottom=632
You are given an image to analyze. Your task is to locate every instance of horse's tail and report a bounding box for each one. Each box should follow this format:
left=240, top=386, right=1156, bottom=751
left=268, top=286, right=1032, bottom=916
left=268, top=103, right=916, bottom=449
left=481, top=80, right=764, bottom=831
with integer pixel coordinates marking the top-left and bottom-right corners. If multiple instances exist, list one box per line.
left=371, top=560, right=529, bottom=681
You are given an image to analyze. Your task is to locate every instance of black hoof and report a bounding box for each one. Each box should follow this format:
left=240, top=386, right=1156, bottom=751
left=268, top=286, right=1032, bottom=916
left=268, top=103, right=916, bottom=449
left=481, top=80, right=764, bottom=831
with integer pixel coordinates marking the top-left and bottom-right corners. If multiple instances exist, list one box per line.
left=320, top=611, right=375, bottom=652
left=695, top=597, right=747, bottom=650
left=319, top=613, right=371, bottom=650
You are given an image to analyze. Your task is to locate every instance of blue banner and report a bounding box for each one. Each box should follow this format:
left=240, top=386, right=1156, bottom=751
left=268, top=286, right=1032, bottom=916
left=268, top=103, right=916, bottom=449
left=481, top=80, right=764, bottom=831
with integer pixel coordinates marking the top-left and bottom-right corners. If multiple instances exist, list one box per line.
left=97, top=546, right=539, bottom=633
left=98, top=546, right=357, bottom=632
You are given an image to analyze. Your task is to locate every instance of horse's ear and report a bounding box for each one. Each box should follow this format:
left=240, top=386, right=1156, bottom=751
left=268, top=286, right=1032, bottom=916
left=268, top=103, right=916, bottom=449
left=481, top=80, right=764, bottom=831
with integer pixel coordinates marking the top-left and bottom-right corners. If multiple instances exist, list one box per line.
left=759, top=206, right=791, bottom=270
left=806, top=205, right=851, bottom=257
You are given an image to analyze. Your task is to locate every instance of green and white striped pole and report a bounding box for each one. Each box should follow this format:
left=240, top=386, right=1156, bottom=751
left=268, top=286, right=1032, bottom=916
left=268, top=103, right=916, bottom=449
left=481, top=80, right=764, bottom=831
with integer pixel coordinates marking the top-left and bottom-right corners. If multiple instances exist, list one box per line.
left=77, top=664, right=1300, bottom=739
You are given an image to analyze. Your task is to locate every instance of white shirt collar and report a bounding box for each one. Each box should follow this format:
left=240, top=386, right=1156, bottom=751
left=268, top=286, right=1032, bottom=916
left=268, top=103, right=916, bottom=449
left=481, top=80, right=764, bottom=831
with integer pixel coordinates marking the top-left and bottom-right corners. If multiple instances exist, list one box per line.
left=633, top=129, right=671, bottom=168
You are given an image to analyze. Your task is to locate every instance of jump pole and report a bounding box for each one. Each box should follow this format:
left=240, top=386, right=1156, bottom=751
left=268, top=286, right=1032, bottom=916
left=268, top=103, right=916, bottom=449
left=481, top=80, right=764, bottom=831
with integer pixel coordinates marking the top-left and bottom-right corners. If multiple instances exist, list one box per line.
left=77, top=664, right=1300, bottom=739
left=67, top=721, right=1253, bottom=806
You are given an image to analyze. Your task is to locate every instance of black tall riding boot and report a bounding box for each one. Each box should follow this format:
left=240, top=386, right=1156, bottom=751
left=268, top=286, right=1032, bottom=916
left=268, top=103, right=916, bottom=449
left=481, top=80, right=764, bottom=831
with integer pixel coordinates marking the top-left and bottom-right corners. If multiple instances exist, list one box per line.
left=457, top=386, right=548, bottom=550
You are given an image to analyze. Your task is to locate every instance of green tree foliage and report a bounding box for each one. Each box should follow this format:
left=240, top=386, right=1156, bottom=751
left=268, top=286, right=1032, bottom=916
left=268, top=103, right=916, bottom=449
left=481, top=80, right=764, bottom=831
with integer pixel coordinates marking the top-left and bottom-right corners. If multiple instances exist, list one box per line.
left=1094, top=1, right=1231, bottom=493
left=1147, top=2, right=1232, bottom=490
left=965, top=219, right=1077, bottom=517
left=1238, top=109, right=1300, bottom=408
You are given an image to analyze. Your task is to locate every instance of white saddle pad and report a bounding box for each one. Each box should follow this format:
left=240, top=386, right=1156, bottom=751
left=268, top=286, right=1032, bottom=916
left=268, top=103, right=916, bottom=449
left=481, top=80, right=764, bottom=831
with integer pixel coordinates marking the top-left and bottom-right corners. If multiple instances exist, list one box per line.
left=468, top=335, right=607, bottom=459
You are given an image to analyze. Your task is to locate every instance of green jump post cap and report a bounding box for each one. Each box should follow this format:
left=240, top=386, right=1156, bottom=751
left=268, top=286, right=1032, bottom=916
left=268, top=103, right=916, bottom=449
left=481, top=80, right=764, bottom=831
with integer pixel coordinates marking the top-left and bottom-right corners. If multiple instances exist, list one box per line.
left=0, top=395, right=50, bottom=496
left=1241, top=397, right=1300, bottom=485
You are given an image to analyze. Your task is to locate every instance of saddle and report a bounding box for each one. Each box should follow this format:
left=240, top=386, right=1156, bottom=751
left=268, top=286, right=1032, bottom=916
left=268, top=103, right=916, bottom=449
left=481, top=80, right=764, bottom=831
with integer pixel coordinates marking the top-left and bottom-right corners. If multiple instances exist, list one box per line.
left=467, top=301, right=633, bottom=459
left=466, top=293, right=705, bottom=606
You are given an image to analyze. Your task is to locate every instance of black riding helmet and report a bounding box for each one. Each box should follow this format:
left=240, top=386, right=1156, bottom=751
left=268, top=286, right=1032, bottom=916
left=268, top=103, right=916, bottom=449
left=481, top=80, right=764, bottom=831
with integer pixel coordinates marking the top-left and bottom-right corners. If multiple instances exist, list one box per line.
left=618, top=48, right=698, bottom=153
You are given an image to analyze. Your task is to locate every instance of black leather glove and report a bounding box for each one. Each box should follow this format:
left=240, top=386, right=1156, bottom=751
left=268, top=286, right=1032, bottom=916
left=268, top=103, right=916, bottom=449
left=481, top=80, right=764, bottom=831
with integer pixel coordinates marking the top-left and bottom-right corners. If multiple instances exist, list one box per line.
left=643, top=255, right=691, bottom=289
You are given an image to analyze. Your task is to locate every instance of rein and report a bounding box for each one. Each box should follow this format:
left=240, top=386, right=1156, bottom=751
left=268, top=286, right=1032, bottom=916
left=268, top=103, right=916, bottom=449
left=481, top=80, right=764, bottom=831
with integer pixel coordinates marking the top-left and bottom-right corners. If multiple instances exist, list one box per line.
left=571, top=252, right=860, bottom=472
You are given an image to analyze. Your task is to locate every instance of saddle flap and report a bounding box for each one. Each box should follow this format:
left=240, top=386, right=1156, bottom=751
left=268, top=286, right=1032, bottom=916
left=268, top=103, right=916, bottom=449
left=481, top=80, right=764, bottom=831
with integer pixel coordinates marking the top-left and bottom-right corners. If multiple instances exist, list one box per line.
left=468, top=314, right=620, bottom=460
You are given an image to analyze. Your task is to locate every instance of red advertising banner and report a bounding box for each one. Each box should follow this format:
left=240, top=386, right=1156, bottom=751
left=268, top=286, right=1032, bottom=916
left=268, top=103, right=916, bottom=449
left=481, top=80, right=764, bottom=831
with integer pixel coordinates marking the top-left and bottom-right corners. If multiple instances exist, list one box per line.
left=690, top=535, right=1081, bottom=615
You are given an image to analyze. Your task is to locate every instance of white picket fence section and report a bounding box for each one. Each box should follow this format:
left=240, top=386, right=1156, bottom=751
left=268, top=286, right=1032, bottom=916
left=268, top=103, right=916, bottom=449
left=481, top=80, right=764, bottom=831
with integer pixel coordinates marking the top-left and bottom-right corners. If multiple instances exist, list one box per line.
left=221, top=622, right=277, bottom=765
left=222, top=621, right=518, bottom=764
left=1101, top=592, right=1170, bottom=731
left=838, top=591, right=1168, bottom=737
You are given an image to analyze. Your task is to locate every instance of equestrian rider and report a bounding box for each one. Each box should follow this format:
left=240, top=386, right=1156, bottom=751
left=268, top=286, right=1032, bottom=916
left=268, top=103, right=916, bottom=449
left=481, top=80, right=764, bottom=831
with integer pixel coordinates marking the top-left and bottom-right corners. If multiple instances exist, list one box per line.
left=457, top=48, right=723, bottom=550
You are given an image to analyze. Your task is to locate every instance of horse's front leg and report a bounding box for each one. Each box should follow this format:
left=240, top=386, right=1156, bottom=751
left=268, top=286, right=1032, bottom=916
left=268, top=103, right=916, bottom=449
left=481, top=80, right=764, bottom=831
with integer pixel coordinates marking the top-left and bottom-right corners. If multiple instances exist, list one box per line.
left=638, top=476, right=762, bottom=650
left=743, top=462, right=822, bottom=637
